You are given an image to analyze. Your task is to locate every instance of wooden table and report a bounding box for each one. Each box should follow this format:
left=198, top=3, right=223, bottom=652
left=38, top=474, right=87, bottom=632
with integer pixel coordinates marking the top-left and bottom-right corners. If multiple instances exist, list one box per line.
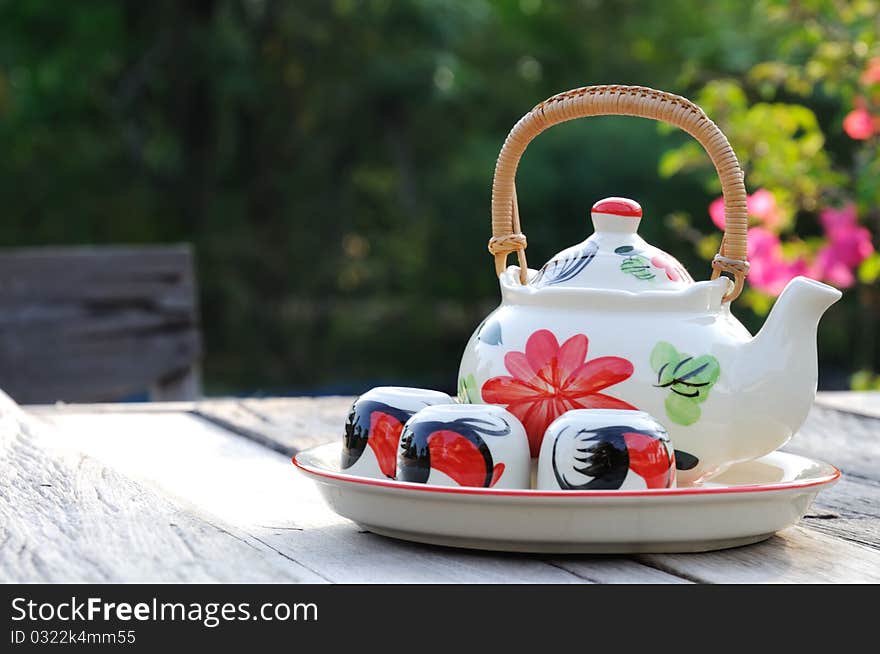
left=3, top=392, right=879, bottom=583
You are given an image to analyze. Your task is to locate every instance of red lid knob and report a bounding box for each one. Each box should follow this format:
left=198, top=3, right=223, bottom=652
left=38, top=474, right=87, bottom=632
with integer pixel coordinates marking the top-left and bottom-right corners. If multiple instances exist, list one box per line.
left=591, top=197, right=642, bottom=218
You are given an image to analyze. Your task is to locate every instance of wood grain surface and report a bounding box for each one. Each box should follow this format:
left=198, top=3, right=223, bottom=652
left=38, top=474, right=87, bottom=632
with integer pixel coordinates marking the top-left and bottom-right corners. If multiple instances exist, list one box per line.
left=0, top=392, right=317, bottom=582
left=0, top=246, right=201, bottom=404
left=7, top=391, right=880, bottom=583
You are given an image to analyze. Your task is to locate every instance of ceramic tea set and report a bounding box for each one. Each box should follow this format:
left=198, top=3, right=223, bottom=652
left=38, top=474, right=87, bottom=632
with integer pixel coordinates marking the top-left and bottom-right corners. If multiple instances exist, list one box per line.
left=342, top=383, right=676, bottom=491
left=294, top=85, right=842, bottom=553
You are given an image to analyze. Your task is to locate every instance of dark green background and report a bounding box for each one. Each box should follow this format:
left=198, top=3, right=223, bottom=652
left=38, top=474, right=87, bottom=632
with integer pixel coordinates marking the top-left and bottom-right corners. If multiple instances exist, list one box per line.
left=0, top=0, right=868, bottom=395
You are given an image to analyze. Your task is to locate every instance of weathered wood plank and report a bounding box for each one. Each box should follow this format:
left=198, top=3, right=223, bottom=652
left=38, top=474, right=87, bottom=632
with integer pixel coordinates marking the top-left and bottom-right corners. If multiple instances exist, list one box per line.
left=783, top=406, right=880, bottom=482
left=151, top=366, right=202, bottom=403
left=638, top=527, right=880, bottom=583
left=544, top=558, right=692, bottom=583
left=0, top=245, right=197, bottom=303
left=193, top=396, right=353, bottom=455
left=801, top=515, right=880, bottom=551
left=0, top=245, right=202, bottom=403
left=816, top=391, right=880, bottom=420
left=40, top=411, right=685, bottom=583
left=800, top=476, right=880, bottom=550
left=3, top=332, right=201, bottom=402
left=19, top=394, right=880, bottom=581
left=0, top=392, right=322, bottom=583
left=808, top=475, right=880, bottom=521
left=780, top=404, right=880, bottom=549
left=40, top=409, right=880, bottom=583
left=26, top=401, right=197, bottom=414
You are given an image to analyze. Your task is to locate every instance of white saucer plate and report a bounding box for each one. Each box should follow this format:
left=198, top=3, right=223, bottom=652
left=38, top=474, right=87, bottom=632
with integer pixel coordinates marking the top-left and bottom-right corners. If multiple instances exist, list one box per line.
left=293, top=442, right=839, bottom=553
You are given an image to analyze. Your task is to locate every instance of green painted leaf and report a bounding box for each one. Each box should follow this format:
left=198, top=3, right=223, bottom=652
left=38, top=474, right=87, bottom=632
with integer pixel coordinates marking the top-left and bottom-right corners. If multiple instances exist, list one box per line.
left=666, top=393, right=702, bottom=426
left=650, top=342, right=721, bottom=426
left=650, top=341, right=680, bottom=374
left=458, top=373, right=479, bottom=404
left=620, top=255, right=655, bottom=280
left=667, top=354, right=721, bottom=403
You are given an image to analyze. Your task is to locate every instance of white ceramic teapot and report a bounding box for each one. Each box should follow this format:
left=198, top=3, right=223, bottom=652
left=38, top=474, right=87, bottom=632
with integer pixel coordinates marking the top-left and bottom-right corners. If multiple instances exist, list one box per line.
left=457, top=85, right=842, bottom=484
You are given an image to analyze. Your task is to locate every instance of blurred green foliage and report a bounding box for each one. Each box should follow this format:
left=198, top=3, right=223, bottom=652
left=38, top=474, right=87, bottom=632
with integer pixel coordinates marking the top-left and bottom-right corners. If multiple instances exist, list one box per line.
left=662, top=0, right=880, bottom=389
left=0, top=0, right=876, bottom=394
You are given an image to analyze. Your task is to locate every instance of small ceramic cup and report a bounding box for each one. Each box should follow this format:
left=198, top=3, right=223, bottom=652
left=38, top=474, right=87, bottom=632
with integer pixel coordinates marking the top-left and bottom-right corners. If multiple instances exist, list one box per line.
left=396, top=403, right=530, bottom=489
left=537, top=409, right=676, bottom=490
left=341, top=387, right=454, bottom=479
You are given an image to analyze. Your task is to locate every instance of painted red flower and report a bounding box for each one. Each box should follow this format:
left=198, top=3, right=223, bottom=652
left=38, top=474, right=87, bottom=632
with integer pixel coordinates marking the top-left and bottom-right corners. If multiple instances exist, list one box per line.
left=650, top=253, right=691, bottom=282
left=481, top=330, right=636, bottom=456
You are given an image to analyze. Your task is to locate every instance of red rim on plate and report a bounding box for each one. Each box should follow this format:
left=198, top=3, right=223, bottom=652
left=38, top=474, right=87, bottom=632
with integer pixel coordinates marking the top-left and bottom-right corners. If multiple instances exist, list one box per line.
left=292, top=451, right=840, bottom=498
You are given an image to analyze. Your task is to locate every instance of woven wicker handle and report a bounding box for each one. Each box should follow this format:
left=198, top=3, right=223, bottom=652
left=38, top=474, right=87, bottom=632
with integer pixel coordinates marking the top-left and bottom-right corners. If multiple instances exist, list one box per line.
left=489, top=85, right=749, bottom=302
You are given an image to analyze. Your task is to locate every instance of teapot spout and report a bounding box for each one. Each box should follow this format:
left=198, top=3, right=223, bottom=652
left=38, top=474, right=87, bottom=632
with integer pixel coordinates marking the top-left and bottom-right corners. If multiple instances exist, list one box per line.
left=734, top=276, right=841, bottom=456
left=753, top=276, right=842, bottom=353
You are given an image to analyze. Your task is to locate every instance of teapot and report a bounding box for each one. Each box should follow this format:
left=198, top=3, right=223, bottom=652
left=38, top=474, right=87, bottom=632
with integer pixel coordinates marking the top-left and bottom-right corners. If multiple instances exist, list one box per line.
left=457, top=85, right=842, bottom=484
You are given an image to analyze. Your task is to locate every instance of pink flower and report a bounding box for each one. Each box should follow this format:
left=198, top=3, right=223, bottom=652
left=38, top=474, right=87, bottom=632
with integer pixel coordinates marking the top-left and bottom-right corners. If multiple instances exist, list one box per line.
left=711, top=192, right=805, bottom=296
left=813, top=248, right=856, bottom=287
left=747, top=226, right=781, bottom=259
left=820, top=205, right=874, bottom=267
left=844, top=106, right=875, bottom=140
left=819, top=204, right=858, bottom=232
left=812, top=204, right=874, bottom=288
left=747, top=189, right=783, bottom=229
left=861, top=57, right=880, bottom=86
left=825, top=224, right=874, bottom=267
left=709, top=196, right=726, bottom=230
left=714, top=198, right=874, bottom=294
left=709, top=188, right=781, bottom=229
left=746, top=227, right=809, bottom=296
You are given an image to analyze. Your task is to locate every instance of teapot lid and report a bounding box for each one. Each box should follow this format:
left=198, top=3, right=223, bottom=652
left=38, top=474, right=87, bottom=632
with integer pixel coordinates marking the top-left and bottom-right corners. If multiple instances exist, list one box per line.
left=530, top=197, right=694, bottom=291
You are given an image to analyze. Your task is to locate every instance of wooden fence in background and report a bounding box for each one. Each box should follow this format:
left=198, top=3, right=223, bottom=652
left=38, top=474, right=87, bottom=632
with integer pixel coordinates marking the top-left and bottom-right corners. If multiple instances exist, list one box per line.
left=0, top=245, right=202, bottom=403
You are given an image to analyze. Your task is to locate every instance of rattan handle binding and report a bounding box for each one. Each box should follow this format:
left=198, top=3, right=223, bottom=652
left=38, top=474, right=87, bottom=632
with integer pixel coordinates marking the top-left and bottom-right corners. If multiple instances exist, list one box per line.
left=488, top=84, right=749, bottom=303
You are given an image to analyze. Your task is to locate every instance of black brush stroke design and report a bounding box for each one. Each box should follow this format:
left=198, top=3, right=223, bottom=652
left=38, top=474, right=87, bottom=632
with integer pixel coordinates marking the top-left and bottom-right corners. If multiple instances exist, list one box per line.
left=674, top=450, right=699, bottom=470
left=654, top=358, right=713, bottom=397
left=397, top=417, right=509, bottom=487
left=551, top=424, right=675, bottom=489
left=551, top=425, right=630, bottom=490
left=533, top=241, right=598, bottom=287
left=342, top=400, right=413, bottom=470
